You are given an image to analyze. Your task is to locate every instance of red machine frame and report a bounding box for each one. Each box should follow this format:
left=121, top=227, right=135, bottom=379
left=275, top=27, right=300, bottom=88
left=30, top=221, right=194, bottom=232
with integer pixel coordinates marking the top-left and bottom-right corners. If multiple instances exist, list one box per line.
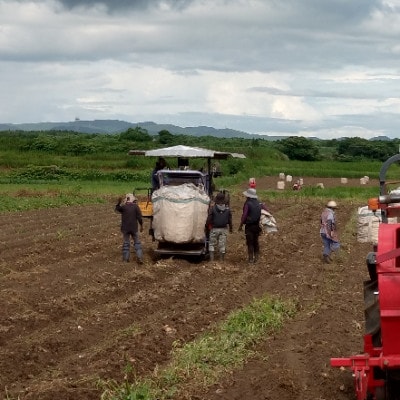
left=331, top=154, right=400, bottom=400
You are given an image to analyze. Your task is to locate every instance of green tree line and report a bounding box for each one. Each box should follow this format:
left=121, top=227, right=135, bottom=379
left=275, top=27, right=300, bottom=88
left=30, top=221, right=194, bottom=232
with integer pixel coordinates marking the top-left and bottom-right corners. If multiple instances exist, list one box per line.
left=1, top=128, right=399, bottom=162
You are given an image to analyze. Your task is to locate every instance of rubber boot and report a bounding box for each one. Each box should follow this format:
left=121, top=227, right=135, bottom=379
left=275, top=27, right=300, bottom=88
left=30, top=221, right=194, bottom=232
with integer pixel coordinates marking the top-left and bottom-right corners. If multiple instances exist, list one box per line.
left=323, top=254, right=331, bottom=264
left=248, top=249, right=254, bottom=264
left=220, top=253, right=225, bottom=262
left=209, top=251, right=215, bottom=261
left=254, top=252, right=259, bottom=263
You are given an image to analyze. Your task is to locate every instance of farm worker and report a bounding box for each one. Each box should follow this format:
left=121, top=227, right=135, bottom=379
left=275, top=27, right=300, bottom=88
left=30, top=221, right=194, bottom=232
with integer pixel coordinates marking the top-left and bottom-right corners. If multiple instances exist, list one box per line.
left=292, top=179, right=302, bottom=190
left=238, top=188, right=269, bottom=264
left=320, top=200, right=340, bottom=264
left=206, top=192, right=233, bottom=262
left=151, top=157, right=167, bottom=193
left=249, top=177, right=256, bottom=189
left=115, top=193, right=144, bottom=264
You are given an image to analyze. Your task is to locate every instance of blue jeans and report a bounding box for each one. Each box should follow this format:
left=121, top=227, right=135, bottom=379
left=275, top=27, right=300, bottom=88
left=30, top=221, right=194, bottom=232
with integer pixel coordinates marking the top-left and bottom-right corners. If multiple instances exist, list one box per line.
left=122, top=231, right=143, bottom=261
left=320, top=233, right=340, bottom=256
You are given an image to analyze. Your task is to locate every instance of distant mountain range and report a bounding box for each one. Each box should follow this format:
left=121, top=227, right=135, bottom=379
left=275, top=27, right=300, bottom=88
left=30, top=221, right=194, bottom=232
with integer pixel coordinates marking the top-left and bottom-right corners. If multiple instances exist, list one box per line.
left=0, top=119, right=392, bottom=141
left=0, top=119, right=298, bottom=140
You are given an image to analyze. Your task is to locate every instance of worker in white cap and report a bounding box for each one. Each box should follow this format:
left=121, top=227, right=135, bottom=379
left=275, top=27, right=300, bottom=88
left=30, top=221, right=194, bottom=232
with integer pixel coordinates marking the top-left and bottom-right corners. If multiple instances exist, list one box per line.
left=320, top=200, right=340, bottom=264
left=115, top=193, right=144, bottom=264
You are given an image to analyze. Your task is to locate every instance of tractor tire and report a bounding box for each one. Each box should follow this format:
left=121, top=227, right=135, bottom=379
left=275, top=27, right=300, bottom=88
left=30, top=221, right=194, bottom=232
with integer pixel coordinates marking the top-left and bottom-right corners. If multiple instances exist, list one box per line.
left=374, top=386, right=386, bottom=400
left=364, top=279, right=381, bottom=347
left=386, top=372, right=400, bottom=400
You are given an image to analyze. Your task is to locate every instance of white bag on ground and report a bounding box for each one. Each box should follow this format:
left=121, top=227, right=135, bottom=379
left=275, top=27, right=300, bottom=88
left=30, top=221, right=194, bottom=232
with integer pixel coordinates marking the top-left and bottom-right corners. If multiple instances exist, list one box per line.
left=152, top=183, right=210, bottom=243
left=260, top=209, right=278, bottom=233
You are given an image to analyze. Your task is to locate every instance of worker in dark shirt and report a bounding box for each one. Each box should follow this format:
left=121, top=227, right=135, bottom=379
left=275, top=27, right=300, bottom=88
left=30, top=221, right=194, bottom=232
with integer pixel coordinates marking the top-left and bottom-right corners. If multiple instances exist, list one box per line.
left=206, top=192, right=233, bottom=262
left=115, top=193, right=144, bottom=264
left=151, top=157, right=167, bottom=193
left=239, top=188, right=269, bottom=264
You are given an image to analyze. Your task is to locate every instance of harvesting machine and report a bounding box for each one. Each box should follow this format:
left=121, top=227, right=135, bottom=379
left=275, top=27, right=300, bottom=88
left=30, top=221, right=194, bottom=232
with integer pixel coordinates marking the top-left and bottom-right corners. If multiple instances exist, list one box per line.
left=331, top=153, right=400, bottom=399
left=128, top=145, right=244, bottom=257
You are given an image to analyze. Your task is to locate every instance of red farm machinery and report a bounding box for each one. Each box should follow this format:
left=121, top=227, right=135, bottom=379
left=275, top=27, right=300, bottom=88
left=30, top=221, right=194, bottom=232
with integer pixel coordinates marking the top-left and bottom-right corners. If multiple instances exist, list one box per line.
left=331, top=153, right=400, bottom=400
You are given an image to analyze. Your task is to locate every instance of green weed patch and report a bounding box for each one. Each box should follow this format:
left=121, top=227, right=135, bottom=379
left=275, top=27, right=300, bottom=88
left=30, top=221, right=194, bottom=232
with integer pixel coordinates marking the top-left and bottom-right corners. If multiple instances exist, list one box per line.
left=99, top=296, right=296, bottom=400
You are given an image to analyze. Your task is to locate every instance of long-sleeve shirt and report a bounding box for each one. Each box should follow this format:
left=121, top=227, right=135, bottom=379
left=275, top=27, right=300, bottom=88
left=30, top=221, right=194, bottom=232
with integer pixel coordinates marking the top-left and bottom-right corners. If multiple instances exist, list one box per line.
left=115, top=201, right=143, bottom=233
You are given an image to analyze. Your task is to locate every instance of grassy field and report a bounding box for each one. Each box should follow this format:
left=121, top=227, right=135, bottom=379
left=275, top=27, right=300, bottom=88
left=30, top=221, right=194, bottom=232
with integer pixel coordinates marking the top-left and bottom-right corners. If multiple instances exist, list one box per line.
left=1, top=135, right=399, bottom=212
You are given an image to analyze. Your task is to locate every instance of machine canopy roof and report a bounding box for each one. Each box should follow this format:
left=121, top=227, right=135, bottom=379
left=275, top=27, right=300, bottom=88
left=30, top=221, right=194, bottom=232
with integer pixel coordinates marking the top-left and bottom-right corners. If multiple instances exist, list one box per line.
left=128, top=145, right=245, bottom=159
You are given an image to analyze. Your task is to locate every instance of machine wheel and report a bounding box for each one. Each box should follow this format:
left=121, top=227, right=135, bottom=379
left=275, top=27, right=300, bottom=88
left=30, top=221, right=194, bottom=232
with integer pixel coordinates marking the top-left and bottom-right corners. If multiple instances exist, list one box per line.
left=371, top=369, right=400, bottom=399
left=386, top=373, right=400, bottom=400
left=366, top=251, right=378, bottom=281
left=364, top=279, right=381, bottom=347
left=375, top=386, right=386, bottom=400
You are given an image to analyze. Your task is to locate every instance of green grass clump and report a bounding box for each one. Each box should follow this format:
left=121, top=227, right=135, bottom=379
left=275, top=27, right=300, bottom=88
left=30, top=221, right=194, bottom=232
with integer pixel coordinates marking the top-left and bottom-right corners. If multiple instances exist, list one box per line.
left=99, top=296, right=296, bottom=400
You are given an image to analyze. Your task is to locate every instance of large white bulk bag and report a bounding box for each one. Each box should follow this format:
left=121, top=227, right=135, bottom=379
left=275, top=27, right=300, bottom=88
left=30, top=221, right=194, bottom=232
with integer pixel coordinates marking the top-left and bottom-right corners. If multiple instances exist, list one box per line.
left=152, top=183, right=210, bottom=243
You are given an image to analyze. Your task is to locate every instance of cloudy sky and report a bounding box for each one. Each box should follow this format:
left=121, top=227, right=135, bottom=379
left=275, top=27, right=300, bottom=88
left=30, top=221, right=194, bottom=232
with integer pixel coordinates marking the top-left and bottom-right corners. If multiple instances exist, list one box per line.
left=2, top=0, right=400, bottom=139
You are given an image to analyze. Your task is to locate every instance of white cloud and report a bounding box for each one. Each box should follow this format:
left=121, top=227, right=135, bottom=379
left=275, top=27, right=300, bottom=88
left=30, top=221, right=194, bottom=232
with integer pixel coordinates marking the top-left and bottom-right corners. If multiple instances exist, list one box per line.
left=1, top=0, right=400, bottom=139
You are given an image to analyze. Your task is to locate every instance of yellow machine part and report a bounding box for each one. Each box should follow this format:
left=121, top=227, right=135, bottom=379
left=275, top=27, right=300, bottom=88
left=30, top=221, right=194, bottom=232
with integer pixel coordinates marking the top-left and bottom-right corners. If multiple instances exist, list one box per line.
left=138, top=201, right=153, bottom=217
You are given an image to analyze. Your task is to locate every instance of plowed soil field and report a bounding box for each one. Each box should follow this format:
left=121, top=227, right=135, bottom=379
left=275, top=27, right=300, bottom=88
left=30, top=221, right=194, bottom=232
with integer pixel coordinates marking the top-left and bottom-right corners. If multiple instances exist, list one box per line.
left=0, top=177, right=377, bottom=399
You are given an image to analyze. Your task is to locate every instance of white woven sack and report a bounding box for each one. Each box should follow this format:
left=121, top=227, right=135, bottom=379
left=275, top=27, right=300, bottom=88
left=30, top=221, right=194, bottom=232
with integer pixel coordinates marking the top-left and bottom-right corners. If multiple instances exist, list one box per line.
left=152, top=184, right=210, bottom=243
left=260, top=209, right=278, bottom=234
left=357, top=206, right=381, bottom=244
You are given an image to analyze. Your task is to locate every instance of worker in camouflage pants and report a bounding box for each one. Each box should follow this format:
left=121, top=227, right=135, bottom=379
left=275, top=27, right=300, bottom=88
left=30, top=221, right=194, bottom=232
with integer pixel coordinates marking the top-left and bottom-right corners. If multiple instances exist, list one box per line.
left=206, top=192, right=233, bottom=261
